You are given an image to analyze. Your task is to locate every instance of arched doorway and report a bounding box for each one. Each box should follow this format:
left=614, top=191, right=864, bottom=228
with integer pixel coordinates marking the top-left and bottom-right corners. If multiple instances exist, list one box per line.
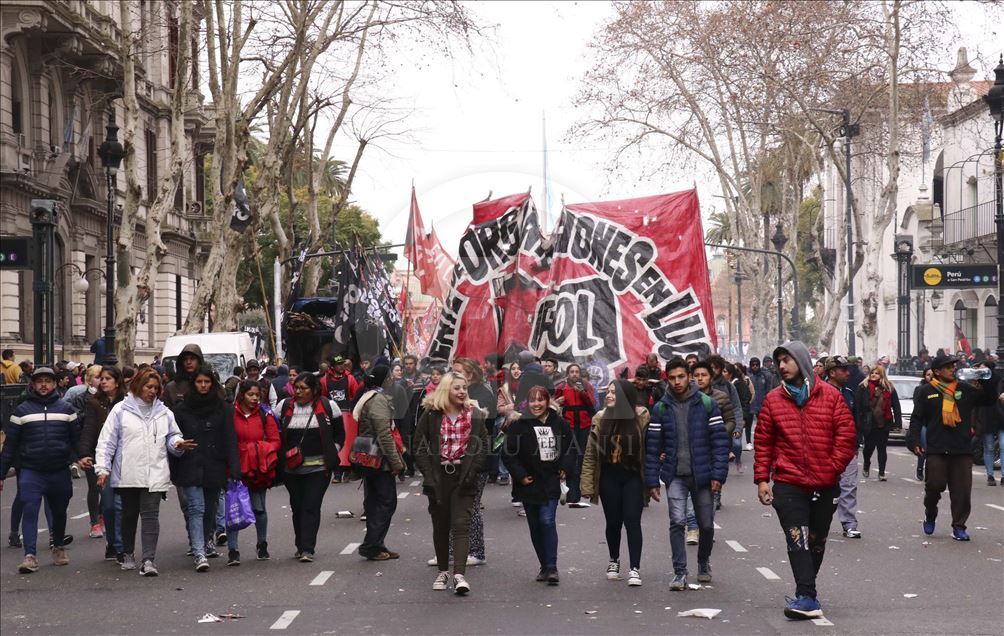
left=984, top=295, right=998, bottom=353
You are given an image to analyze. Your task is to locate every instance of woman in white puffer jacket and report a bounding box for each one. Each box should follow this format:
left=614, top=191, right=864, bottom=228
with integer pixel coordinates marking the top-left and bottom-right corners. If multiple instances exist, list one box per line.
left=95, top=367, right=195, bottom=576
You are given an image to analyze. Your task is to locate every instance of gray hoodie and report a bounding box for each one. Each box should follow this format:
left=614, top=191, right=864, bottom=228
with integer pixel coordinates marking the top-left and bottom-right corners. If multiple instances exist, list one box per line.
left=772, top=341, right=815, bottom=392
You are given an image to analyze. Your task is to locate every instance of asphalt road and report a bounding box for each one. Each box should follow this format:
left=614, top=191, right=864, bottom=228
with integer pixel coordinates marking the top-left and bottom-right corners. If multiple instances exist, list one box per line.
left=1, top=448, right=1002, bottom=635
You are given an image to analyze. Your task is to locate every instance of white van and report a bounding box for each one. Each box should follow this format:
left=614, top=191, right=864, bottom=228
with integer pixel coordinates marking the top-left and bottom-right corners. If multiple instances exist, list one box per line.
left=161, top=332, right=259, bottom=380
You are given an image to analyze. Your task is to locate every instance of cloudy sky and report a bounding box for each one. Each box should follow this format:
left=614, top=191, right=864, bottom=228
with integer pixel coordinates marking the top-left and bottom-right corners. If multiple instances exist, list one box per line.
left=343, top=0, right=1003, bottom=259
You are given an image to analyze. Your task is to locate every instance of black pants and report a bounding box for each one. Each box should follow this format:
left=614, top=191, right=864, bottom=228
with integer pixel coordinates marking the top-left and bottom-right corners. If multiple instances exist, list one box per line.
left=360, top=471, right=398, bottom=557
left=428, top=468, right=476, bottom=575
left=924, top=454, right=973, bottom=529
left=771, top=482, right=839, bottom=599
left=84, top=467, right=101, bottom=525
left=863, top=427, right=891, bottom=473
left=284, top=470, right=330, bottom=554
left=598, top=464, right=643, bottom=570
left=566, top=427, right=590, bottom=504
left=117, top=488, right=163, bottom=562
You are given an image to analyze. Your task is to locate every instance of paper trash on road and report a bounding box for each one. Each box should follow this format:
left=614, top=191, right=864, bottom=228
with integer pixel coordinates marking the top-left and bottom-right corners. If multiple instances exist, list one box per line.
left=218, top=613, right=243, bottom=620
left=677, top=608, right=722, bottom=620
left=687, top=583, right=702, bottom=590
left=903, top=594, right=918, bottom=598
left=198, top=614, right=222, bottom=624
left=336, top=511, right=355, bottom=518
left=888, top=546, right=900, bottom=550
left=584, top=610, right=597, bottom=615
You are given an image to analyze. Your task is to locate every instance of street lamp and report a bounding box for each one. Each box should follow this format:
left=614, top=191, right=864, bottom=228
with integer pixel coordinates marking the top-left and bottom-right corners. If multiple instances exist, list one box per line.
left=770, top=224, right=788, bottom=345
left=892, top=234, right=914, bottom=363
left=734, top=266, right=750, bottom=357
left=97, top=109, right=125, bottom=366
left=983, top=54, right=1004, bottom=360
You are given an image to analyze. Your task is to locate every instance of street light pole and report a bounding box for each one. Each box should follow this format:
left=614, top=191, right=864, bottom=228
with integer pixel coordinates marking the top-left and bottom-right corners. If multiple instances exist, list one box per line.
left=841, top=109, right=860, bottom=356
left=735, top=267, right=749, bottom=357
left=770, top=224, right=789, bottom=345
left=98, top=109, right=125, bottom=367
left=893, top=235, right=914, bottom=362
left=984, top=56, right=1004, bottom=360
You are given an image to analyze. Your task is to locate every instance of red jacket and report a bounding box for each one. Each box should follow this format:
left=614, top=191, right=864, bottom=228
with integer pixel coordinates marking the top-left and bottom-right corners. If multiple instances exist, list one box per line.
left=233, top=405, right=281, bottom=489
left=753, top=380, right=856, bottom=490
left=554, top=380, right=596, bottom=430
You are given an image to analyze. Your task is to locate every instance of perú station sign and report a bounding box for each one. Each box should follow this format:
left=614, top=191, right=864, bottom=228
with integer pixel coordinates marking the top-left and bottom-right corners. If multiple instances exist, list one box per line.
left=911, top=263, right=998, bottom=289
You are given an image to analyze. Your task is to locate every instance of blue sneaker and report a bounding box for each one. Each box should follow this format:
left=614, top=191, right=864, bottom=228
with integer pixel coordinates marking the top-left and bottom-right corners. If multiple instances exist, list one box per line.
left=952, top=527, right=970, bottom=541
left=784, top=595, right=823, bottom=620
left=922, top=519, right=935, bottom=536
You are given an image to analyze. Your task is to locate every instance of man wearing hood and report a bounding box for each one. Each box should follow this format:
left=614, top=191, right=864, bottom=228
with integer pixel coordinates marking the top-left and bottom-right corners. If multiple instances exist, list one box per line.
left=646, top=357, right=729, bottom=590
left=164, top=344, right=205, bottom=410
left=753, top=341, right=856, bottom=620
left=0, top=367, right=79, bottom=573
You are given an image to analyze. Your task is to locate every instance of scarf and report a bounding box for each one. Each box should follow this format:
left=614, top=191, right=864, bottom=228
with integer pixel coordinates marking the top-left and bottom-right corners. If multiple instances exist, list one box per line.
left=930, top=379, right=962, bottom=427
left=783, top=380, right=809, bottom=408
left=867, top=380, right=893, bottom=426
left=186, top=390, right=221, bottom=419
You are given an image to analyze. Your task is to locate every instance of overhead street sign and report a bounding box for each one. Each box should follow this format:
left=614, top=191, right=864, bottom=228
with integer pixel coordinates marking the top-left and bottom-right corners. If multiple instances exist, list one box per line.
left=911, top=263, right=998, bottom=289
left=0, top=237, right=32, bottom=270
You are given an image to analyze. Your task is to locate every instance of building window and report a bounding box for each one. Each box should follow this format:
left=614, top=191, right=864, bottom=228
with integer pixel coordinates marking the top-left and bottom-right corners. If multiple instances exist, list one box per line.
left=985, top=296, right=998, bottom=353
left=954, top=299, right=978, bottom=351
left=48, top=84, right=60, bottom=149
left=146, top=129, right=158, bottom=200
left=194, top=150, right=205, bottom=208
left=11, top=62, right=24, bottom=136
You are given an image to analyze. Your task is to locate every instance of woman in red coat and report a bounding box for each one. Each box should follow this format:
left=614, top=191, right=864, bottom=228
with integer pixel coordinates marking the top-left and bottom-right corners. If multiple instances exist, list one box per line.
left=228, top=379, right=281, bottom=565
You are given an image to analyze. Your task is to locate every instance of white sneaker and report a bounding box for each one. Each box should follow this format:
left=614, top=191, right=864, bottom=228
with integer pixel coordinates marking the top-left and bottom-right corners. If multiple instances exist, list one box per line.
left=511, top=500, right=522, bottom=507
left=606, top=560, right=621, bottom=580
left=427, top=557, right=438, bottom=567
left=627, top=568, right=642, bottom=587
left=432, top=571, right=450, bottom=591
left=744, top=443, right=753, bottom=451
left=453, top=573, right=470, bottom=595
left=466, top=556, right=486, bottom=566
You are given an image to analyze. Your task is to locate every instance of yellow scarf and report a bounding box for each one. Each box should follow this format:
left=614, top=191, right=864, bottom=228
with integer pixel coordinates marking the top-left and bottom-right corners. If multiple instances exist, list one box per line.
left=931, top=379, right=962, bottom=427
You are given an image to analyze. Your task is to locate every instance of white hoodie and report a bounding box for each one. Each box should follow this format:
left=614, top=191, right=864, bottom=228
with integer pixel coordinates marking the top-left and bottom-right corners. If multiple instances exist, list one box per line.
left=95, top=394, right=184, bottom=492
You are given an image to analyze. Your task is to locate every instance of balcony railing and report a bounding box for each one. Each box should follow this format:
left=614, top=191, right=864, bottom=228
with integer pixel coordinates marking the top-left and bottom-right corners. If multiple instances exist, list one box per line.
left=943, top=200, right=996, bottom=245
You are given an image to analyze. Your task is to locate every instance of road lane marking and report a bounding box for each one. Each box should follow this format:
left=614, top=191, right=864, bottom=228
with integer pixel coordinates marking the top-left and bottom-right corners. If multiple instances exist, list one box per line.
left=71, top=512, right=89, bottom=520
left=725, top=540, right=747, bottom=553
left=756, top=567, right=781, bottom=580
left=410, top=480, right=420, bottom=487
left=340, top=542, right=361, bottom=555
left=713, top=522, right=722, bottom=529
left=888, top=450, right=909, bottom=457
left=309, top=571, right=334, bottom=586
left=986, top=504, right=1004, bottom=512
left=398, top=492, right=410, bottom=499
left=812, top=617, right=834, bottom=626
left=270, top=610, right=300, bottom=630
left=900, top=477, right=915, bottom=483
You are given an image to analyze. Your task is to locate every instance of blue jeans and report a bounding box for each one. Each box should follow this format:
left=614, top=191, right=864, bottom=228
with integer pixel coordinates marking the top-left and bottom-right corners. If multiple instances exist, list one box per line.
left=523, top=498, right=559, bottom=568
left=667, top=476, right=715, bottom=575
left=100, top=479, right=123, bottom=553
left=984, top=431, right=1003, bottom=478
left=495, top=417, right=510, bottom=481
left=17, top=468, right=73, bottom=555
left=566, top=427, right=590, bottom=503
left=228, top=489, right=268, bottom=550
left=181, top=486, right=221, bottom=558
left=216, top=490, right=226, bottom=535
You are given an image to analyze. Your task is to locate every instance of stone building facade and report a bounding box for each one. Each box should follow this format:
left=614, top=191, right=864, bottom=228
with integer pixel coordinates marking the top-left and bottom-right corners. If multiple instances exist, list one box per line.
left=0, top=0, right=211, bottom=363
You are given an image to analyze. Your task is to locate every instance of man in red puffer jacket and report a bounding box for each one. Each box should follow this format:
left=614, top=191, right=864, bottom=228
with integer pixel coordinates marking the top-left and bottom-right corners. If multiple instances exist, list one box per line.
left=753, top=341, right=856, bottom=621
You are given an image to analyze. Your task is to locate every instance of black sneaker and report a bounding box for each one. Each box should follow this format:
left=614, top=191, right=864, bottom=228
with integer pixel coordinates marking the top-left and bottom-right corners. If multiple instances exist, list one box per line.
left=8, top=532, right=22, bottom=548
left=862, top=466, right=870, bottom=478
left=214, top=531, right=227, bottom=546
left=227, top=549, right=240, bottom=566
left=546, top=568, right=560, bottom=586
left=535, top=566, right=547, bottom=582
left=48, top=534, right=74, bottom=549
left=299, top=551, right=314, bottom=563
left=256, top=542, right=270, bottom=560
left=916, top=466, right=924, bottom=481
left=988, top=476, right=997, bottom=487
left=104, top=545, right=118, bottom=561
left=205, top=547, right=220, bottom=559
left=697, top=561, right=712, bottom=583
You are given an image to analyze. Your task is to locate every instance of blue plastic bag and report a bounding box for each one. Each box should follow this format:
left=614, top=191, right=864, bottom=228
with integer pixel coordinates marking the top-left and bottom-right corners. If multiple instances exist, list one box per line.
left=225, top=480, right=254, bottom=531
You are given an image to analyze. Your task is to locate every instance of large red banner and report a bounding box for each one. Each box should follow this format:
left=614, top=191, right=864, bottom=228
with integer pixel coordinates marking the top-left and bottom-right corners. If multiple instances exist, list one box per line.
left=428, top=189, right=715, bottom=378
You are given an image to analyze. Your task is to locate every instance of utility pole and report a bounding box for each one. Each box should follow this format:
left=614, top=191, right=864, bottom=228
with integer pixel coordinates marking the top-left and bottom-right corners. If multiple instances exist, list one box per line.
left=841, top=109, right=860, bottom=355
left=30, top=199, right=57, bottom=367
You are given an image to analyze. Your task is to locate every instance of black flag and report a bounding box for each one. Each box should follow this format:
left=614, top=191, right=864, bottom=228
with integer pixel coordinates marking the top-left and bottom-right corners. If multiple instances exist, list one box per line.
left=229, top=177, right=252, bottom=232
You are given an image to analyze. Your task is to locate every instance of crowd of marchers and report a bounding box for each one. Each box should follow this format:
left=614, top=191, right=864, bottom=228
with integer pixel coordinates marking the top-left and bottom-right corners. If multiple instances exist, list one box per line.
left=0, top=342, right=1001, bottom=622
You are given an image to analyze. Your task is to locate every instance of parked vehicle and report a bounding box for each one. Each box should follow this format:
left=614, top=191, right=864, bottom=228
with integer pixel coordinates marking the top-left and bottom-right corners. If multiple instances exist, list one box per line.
left=887, top=375, right=921, bottom=445
left=162, top=332, right=259, bottom=380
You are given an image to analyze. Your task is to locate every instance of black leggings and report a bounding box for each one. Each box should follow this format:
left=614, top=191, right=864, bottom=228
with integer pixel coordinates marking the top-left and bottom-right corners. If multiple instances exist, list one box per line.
left=598, top=464, right=643, bottom=570
left=284, top=470, right=331, bottom=554
left=771, top=483, right=839, bottom=599
left=85, top=467, right=101, bottom=524
left=863, top=427, right=891, bottom=473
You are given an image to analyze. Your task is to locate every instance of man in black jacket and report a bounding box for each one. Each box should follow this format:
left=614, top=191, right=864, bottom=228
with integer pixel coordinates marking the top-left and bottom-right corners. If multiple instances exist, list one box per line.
left=908, top=354, right=999, bottom=541
left=0, top=367, right=79, bottom=573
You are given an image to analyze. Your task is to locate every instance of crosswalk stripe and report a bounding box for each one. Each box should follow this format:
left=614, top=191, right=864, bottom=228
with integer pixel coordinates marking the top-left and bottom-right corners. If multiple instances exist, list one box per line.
left=986, top=504, right=1004, bottom=512
left=409, top=480, right=420, bottom=487
left=71, top=512, right=89, bottom=520
left=725, top=540, right=747, bottom=553
left=397, top=492, right=409, bottom=499
left=340, top=542, right=361, bottom=555
left=713, top=522, right=722, bottom=529
left=756, top=567, right=781, bottom=580
left=309, top=571, right=334, bottom=586
left=812, top=617, right=835, bottom=626
left=270, top=610, right=300, bottom=630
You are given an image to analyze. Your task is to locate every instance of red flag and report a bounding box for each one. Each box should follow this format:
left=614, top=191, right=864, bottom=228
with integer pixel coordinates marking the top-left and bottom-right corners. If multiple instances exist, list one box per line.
left=406, top=188, right=455, bottom=300
left=405, top=187, right=427, bottom=268
left=954, top=321, right=972, bottom=357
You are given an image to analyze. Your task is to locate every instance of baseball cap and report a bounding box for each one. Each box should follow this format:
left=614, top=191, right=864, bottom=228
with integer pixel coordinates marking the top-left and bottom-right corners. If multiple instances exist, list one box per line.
left=930, top=353, right=959, bottom=370
left=32, top=366, right=56, bottom=379
left=331, top=355, right=346, bottom=365
left=245, top=359, right=261, bottom=370
left=825, top=355, right=850, bottom=372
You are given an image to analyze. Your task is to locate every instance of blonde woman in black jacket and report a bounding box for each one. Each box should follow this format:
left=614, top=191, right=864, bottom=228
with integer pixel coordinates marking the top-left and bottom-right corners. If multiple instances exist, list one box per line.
left=413, top=372, right=489, bottom=596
